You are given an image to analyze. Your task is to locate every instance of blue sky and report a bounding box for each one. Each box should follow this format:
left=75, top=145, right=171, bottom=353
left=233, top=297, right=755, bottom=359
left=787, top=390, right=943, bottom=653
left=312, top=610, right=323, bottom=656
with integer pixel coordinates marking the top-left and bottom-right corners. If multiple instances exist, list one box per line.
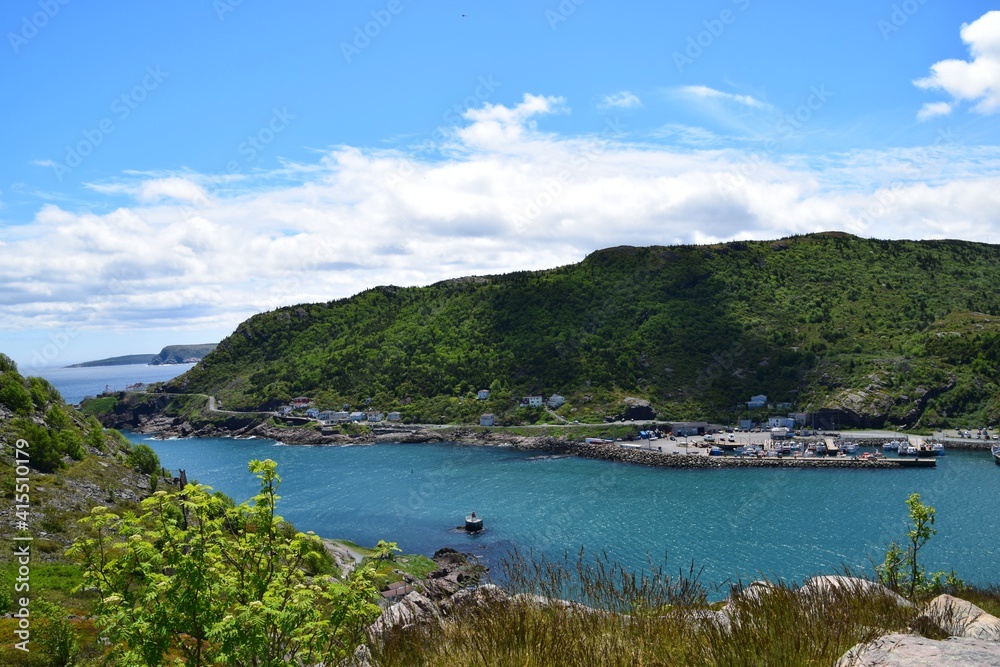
left=2, top=1, right=1000, bottom=368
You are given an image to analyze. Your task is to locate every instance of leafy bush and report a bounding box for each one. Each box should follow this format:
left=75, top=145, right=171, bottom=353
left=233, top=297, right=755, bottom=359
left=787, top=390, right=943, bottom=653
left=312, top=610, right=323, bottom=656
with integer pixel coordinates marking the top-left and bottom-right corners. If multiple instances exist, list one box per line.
left=69, top=459, right=383, bottom=666
left=0, top=371, right=33, bottom=415
left=125, top=443, right=160, bottom=475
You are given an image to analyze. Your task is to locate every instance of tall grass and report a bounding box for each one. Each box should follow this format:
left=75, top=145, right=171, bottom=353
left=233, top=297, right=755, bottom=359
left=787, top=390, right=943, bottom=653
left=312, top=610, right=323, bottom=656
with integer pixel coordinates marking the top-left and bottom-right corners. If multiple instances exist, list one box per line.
left=370, top=551, right=920, bottom=666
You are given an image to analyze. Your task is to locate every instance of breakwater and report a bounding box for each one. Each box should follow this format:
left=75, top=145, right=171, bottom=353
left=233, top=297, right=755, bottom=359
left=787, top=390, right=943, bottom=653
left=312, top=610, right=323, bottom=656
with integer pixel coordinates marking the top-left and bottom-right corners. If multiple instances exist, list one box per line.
left=532, top=441, right=935, bottom=469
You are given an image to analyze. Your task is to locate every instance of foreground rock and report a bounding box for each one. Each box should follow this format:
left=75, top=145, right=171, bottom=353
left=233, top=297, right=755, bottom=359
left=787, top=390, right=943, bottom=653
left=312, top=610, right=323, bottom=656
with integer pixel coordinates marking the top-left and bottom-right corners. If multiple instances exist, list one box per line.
left=836, top=632, right=1000, bottom=666
left=918, top=594, right=1000, bottom=642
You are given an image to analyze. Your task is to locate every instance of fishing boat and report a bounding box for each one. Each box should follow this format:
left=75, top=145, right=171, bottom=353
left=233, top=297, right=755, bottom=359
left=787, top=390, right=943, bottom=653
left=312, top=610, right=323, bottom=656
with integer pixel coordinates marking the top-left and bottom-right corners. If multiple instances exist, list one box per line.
left=840, top=441, right=859, bottom=455
left=931, top=442, right=945, bottom=456
left=898, top=444, right=918, bottom=456
left=882, top=441, right=899, bottom=452
left=709, top=446, right=724, bottom=457
left=992, top=444, right=1000, bottom=466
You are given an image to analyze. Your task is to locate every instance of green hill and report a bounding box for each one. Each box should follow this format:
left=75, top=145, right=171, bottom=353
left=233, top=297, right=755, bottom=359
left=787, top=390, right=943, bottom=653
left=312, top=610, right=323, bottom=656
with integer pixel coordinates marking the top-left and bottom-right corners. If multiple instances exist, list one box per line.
left=149, top=343, right=217, bottom=365
left=164, top=233, right=1000, bottom=428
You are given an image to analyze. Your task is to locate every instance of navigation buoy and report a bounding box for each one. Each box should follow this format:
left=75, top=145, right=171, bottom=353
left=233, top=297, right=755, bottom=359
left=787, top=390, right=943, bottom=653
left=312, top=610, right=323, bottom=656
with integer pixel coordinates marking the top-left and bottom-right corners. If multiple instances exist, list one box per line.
left=465, top=511, right=483, bottom=533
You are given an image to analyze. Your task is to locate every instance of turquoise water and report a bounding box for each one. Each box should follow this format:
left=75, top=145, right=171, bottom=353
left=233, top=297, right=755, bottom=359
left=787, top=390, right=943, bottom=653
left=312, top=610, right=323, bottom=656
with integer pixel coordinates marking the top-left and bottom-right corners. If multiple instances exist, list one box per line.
left=129, top=434, right=1000, bottom=590
left=35, top=363, right=192, bottom=404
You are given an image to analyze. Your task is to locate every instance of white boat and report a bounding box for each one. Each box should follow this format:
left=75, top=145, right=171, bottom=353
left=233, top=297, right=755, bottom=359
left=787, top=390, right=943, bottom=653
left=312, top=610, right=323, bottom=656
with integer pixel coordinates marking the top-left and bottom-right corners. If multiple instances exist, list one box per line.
left=841, top=442, right=859, bottom=454
left=992, top=444, right=1000, bottom=466
left=899, top=444, right=918, bottom=456
left=882, top=441, right=899, bottom=452
left=931, top=442, right=945, bottom=456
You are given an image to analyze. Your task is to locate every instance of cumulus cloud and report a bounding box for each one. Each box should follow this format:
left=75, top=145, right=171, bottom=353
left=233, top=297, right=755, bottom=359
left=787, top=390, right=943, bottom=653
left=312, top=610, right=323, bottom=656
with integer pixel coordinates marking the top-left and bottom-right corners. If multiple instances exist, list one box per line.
left=3, top=94, right=1000, bottom=345
left=598, top=91, right=642, bottom=110
left=915, top=10, right=1000, bottom=115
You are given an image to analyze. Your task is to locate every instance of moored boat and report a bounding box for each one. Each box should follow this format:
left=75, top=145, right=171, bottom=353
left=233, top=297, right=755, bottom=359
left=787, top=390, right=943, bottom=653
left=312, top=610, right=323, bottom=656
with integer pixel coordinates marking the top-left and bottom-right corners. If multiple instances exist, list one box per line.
left=993, top=444, right=1000, bottom=466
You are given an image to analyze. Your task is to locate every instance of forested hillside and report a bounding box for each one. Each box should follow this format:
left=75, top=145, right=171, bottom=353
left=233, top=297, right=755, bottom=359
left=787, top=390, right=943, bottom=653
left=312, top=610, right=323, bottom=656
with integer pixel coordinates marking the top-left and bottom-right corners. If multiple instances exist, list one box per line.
left=166, top=233, right=1000, bottom=427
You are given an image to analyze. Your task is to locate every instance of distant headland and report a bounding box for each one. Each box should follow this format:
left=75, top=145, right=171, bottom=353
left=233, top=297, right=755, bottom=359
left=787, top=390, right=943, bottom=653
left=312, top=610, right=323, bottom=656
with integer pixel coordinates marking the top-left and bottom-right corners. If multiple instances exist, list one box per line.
left=67, top=343, right=217, bottom=368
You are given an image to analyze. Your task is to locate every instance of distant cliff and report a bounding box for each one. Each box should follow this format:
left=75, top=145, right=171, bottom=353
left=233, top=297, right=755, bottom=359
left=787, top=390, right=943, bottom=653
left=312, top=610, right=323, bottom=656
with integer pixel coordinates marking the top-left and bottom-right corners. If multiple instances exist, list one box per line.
left=68, top=344, right=218, bottom=368
left=149, top=343, right=218, bottom=365
left=68, top=354, right=157, bottom=368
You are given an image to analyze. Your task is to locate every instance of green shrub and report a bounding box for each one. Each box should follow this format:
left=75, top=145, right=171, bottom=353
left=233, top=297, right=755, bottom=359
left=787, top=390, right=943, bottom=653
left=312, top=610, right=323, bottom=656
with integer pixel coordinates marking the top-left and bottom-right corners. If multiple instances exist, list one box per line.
left=0, top=371, right=33, bottom=415
left=126, top=444, right=160, bottom=475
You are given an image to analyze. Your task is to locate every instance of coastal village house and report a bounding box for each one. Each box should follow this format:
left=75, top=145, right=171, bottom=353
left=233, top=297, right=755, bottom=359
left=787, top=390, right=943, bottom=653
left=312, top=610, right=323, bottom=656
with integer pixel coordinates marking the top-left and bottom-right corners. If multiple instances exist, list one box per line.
left=768, top=417, right=796, bottom=429
left=480, top=413, right=495, bottom=426
left=277, top=405, right=294, bottom=416
left=292, top=396, right=311, bottom=408
left=319, top=410, right=350, bottom=423
left=477, top=389, right=490, bottom=400
left=387, top=411, right=401, bottom=421
left=349, top=411, right=365, bottom=422
left=367, top=411, right=384, bottom=423
left=305, top=408, right=320, bottom=419
left=546, top=394, right=566, bottom=408
left=522, top=396, right=544, bottom=408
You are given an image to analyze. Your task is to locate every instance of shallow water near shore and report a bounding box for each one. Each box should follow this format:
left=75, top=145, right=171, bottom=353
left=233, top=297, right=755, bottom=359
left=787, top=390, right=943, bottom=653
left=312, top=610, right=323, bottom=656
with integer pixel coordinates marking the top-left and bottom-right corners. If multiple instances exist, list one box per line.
left=129, top=433, right=1000, bottom=591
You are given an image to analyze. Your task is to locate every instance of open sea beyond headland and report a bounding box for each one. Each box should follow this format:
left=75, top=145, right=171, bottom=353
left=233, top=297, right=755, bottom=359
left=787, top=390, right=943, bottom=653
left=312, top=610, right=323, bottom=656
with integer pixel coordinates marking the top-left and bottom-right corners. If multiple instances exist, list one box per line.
left=129, top=433, right=1000, bottom=592
left=35, top=363, right=193, bottom=404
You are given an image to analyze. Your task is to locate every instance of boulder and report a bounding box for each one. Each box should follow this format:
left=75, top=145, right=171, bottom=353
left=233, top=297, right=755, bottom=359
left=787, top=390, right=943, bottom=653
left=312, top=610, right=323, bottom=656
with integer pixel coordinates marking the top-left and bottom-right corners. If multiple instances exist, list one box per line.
left=367, top=591, right=439, bottom=639
left=801, top=576, right=912, bottom=608
left=917, top=594, right=1000, bottom=642
left=836, top=632, right=1000, bottom=666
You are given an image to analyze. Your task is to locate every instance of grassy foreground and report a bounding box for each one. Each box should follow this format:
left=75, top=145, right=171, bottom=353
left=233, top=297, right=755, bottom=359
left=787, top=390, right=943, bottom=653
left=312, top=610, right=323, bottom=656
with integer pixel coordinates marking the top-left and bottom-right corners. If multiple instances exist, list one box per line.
left=370, top=549, right=1000, bottom=667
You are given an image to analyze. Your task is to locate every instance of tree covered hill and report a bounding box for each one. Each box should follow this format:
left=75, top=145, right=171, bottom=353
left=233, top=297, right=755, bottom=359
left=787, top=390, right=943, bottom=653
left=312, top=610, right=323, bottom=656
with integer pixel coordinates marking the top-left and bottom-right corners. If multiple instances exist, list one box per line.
left=165, top=233, right=1000, bottom=427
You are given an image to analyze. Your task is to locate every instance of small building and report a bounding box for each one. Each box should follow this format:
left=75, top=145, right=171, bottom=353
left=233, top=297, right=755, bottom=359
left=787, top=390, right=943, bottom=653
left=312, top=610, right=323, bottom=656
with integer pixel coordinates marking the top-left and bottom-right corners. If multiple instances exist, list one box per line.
left=547, top=394, right=566, bottom=409
left=671, top=421, right=708, bottom=437
left=319, top=410, right=350, bottom=423
left=277, top=405, right=294, bottom=416
left=522, top=396, right=544, bottom=408
left=771, top=427, right=790, bottom=440
left=387, top=411, right=402, bottom=421
left=789, top=412, right=808, bottom=425
left=477, top=389, right=490, bottom=400
left=768, top=417, right=796, bottom=429
left=367, top=411, right=384, bottom=423
left=349, top=411, right=365, bottom=422
left=480, top=413, right=495, bottom=427
left=747, top=394, right=767, bottom=409
left=305, top=408, right=320, bottom=419
left=292, top=396, right=311, bottom=408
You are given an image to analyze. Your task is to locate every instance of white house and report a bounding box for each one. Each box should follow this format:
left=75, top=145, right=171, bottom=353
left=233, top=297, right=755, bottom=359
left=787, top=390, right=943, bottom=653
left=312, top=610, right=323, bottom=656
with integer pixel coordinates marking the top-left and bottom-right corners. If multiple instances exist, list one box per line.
left=547, top=394, right=566, bottom=408
left=367, top=411, right=384, bottom=423
left=349, top=412, right=365, bottom=422
left=305, top=408, right=320, bottom=419
left=319, top=410, right=350, bottom=423
left=387, top=411, right=401, bottom=421
left=477, top=389, right=490, bottom=400
left=522, top=396, right=543, bottom=408
left=747, top=394, right=767, bottom=409
left=277, top=405, right=294, bottom=416
left=768, top=417, right=796, bottom=429
left=480, top=413, right=495, bottom=426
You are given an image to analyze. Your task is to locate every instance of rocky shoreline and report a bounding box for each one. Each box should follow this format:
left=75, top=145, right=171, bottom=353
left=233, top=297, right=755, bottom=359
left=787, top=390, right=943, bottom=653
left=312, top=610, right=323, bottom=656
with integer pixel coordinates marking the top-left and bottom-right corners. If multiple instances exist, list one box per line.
left=113, top=413, right=936, bottom=470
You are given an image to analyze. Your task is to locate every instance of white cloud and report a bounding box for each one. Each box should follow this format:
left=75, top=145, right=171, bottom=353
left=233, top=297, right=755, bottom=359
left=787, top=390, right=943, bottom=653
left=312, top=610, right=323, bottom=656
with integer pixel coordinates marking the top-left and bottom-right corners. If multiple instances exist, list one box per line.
left=3, top=94, right=1000, bottom=348
left=598, top=91, right=642, bottom=110
left=679, top=85, right=771, bottom=110
left=915, top=10, right=1000, bottom=115
left=917, top=101, right=953, bottom=121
